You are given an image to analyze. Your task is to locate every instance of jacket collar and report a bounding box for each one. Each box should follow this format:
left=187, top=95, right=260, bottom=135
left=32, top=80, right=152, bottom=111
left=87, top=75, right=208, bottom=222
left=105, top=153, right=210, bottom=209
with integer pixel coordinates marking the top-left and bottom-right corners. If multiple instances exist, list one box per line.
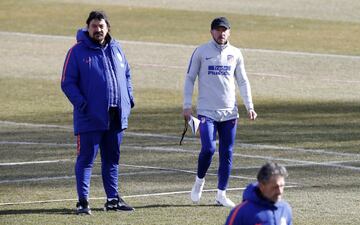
left=76, top=28, right=113, bottom=49
left=243, top=182, right=285, bottom=209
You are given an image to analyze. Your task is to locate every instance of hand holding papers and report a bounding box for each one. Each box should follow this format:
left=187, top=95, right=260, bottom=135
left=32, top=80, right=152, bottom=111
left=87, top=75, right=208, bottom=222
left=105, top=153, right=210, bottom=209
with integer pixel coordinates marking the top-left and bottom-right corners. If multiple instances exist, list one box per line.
left=188, top=115, right=200, bottom=135
left=179, top=115, right=200, bottom=145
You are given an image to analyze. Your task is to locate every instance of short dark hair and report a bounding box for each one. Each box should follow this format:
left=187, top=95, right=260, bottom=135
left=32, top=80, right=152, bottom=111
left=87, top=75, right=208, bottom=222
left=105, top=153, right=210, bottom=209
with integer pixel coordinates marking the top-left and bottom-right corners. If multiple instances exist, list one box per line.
left=86, top=10, right=111, bottom=29
left=257, top=162, right=288, bottom=184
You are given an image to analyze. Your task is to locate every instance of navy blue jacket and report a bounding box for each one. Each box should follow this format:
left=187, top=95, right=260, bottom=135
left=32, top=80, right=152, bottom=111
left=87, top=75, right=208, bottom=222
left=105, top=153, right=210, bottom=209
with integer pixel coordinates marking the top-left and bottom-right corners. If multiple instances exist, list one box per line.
left=61, top=29, right=134, bottom=135
left=225, top=183, right=292, bottom=225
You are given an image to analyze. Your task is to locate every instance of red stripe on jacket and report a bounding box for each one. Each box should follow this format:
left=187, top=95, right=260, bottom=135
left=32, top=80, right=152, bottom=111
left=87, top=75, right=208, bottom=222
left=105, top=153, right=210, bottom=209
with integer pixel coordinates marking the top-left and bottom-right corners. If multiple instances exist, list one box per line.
left=76, top=134, right=81, bottom=155
left=61, top=42, right=80, bottom=82
left=228, top=200, right=249, bottom=225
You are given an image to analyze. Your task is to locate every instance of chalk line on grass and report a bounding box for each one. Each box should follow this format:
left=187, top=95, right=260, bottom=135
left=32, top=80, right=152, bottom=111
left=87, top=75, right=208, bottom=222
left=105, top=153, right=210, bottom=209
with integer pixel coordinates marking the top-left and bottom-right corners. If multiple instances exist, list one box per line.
left=1, top=138, right=359, bottom=170
left=0, top=185, right=298, bottom=206
left=1, top=31, right=359, bottom=60
left=1, top=120, right=359, bottom=158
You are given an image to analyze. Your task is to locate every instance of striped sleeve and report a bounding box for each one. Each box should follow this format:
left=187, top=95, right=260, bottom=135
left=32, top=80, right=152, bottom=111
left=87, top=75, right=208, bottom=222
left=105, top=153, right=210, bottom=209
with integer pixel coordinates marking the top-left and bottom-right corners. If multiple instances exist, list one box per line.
left=225, top=201, right=248, bottom=225
left=61, top=42, right=87, bottom=111
left=183, top=48, right=199, bottom=109
left=61, top=42, right=80, bottom=82
left=234, top=50, right=253, bottom=111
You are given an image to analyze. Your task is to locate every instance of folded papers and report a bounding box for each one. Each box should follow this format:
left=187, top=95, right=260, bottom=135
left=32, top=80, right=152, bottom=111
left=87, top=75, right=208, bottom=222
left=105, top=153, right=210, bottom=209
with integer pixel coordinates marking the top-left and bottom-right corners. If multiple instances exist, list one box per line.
left=188, top=115, right=200, bottom=135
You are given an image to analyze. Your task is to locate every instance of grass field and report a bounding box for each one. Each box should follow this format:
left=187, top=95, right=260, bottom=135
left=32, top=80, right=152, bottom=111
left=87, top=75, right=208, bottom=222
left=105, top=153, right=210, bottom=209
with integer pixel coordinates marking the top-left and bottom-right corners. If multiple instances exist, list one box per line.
left=0, top=0, right=360, bottom=224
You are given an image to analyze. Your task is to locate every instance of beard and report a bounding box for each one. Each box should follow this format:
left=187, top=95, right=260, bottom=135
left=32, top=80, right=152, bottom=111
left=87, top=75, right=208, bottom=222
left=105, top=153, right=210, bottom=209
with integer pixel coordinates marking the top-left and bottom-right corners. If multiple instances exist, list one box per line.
left=216, top=37, right=227, bottom=45
left=91, top=31, right=106, bottom=44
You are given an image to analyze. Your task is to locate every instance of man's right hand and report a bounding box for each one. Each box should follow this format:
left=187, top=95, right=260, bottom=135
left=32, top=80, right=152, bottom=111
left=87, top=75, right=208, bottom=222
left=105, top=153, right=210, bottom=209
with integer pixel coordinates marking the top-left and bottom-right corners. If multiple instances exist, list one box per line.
left=183, top=108, right=192, bottom=121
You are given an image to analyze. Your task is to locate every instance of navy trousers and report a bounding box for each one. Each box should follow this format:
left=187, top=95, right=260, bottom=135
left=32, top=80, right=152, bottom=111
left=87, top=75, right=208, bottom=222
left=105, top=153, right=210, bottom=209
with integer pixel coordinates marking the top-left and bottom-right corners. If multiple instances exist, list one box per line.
left=75, top=108, right=123, bottom=200
left=197, top=115, right=237, bottom=190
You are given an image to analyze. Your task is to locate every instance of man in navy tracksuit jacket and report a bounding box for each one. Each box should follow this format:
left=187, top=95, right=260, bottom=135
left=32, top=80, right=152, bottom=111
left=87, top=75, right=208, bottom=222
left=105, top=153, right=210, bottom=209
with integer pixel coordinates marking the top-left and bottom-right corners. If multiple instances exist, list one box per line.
left=225, top=162, right=293, bottom=225
left=61, top=11, right=134, bottom=214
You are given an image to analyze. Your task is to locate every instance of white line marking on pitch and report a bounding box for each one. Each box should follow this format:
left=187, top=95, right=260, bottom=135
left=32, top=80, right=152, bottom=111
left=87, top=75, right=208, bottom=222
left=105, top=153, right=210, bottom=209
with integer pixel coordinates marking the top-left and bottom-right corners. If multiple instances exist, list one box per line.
left=1, top=31, right=359, bottom=59
left=0, top=120, right=71, bottom=129
left=0, top=162, right=257, bottom=184
left=0, top=185, right=298, bottom=206
left=239, top=143, right=360, bottom=158
left=121, top=163, right=256, bottom=181
left=0, top=170, right=176, bottom=184
left=1, top=32, right=360, bottom=82
left=1, top=142, right=358, bottom=171
left=126, top=145, right=360, bottom=171
left=0, top=159, right=71, bottom=166
left=250, top=72, right=360, bottom=83
left=132, top=64, right=360, bottom=83
left=0, top=141, right=74, bottom=147
left=1, top=120, right=359, bottom=158
left=0, top=136, right=360, bottom=170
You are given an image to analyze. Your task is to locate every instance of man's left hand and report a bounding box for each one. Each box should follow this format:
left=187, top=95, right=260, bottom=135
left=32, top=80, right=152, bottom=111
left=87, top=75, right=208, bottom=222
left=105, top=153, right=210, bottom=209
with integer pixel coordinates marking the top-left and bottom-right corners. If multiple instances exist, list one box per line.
left=248, top=110, right=257, bottom=121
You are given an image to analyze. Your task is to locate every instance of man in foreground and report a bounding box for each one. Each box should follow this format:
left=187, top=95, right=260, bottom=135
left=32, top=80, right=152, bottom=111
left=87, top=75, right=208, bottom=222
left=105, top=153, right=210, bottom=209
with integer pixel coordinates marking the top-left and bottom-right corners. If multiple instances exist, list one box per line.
left=225, top=162, right=293, bottom=225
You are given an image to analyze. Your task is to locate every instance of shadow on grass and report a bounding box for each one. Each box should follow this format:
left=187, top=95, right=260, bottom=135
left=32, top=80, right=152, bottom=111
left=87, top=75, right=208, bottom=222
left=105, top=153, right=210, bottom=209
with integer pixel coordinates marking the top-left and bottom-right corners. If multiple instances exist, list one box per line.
left=0, top=204, right=221, bottom=215
left=239, top=100, right=360, bottom=148
left=134, top=203, right=221, bottom=209
left=129, top=100, right=360, bottom=150
left=2, top=99, right=359, bottom=151
left=0, top=208, right=74, bottom=215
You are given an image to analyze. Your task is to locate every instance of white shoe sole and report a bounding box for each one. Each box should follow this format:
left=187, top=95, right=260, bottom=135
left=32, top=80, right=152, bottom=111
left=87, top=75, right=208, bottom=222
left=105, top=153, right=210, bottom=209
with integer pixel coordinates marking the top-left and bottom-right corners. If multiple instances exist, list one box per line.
left=215, top=199, right=235, bottom=208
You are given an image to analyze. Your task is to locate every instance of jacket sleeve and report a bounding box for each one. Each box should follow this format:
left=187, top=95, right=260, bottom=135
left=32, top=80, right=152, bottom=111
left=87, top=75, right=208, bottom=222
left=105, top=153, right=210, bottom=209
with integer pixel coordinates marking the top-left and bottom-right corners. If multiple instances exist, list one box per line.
left=224, top=203, right=243, bottom=225
left=183, top=48, right=200, bottom=109
left=287, top=203, right=293, bottom=225
left=125, top=59, right=135, bottom=108
left=234, top=50, right=254, bottom=111
left=61, top=46, right=87, bottom=112
left=224, top=208, right=235, bottom=225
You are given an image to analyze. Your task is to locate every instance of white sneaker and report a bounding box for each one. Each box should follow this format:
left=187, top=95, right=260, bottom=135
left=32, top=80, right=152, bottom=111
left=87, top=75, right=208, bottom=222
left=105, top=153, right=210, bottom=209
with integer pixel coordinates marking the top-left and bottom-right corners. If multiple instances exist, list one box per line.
left=215, top=190, right=235, bottom=208
left=190, top=177, right=205, bottom=203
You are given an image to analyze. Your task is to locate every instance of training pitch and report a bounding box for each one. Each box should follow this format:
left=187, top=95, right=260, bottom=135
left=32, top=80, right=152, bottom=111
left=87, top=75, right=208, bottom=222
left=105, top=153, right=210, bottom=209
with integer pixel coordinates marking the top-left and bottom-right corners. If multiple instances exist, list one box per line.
left=0, top=1, right=359, bottom=224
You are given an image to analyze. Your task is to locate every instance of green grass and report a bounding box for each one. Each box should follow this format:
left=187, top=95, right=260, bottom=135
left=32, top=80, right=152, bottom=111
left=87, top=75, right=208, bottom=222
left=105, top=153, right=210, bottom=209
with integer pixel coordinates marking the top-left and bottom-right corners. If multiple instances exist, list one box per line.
left=1, top=77, right=359, bottom=154
left=0, top=0, right=359, bottom=55
left=0, top=0, right=360, bottom=224
left=1, top=124, right=360, bottom=224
